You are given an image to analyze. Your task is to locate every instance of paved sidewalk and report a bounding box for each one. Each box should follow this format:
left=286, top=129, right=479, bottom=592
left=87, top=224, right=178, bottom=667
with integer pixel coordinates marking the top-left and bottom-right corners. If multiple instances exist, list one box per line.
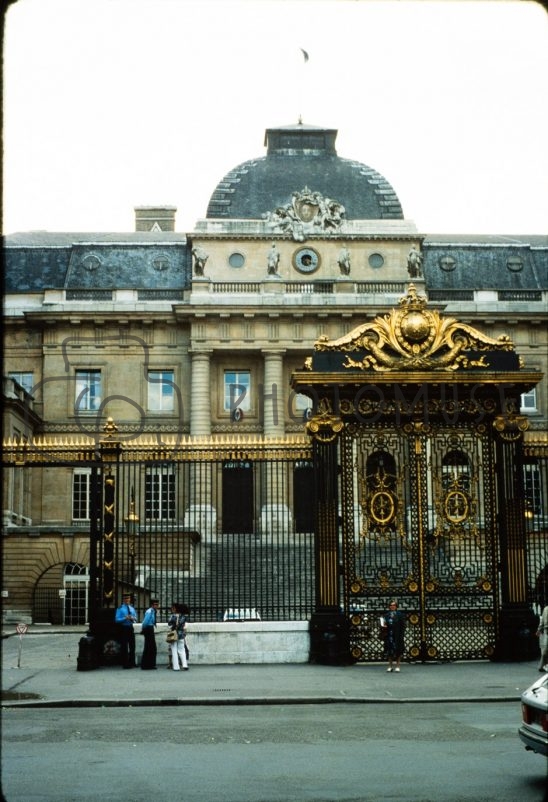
left=1, top=627, right=542, bottom=708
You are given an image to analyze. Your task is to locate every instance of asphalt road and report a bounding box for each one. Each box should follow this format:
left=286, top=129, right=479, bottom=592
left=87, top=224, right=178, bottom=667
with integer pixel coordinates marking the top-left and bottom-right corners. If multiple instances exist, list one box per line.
left=2, top=703, right=546, bottom=802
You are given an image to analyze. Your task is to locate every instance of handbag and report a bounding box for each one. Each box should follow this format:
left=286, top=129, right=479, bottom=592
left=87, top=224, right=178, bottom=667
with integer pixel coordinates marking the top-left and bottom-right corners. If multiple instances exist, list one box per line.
left=378, top=626, right=388, bottom=641
left=166, top=616, right=181, bottom=643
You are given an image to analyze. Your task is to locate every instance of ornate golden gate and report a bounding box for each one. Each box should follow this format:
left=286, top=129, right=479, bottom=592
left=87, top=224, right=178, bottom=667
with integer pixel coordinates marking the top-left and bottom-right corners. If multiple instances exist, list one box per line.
left=292, top=284, right=543, bottom=663
left=341, top=422, right=498, bottom=662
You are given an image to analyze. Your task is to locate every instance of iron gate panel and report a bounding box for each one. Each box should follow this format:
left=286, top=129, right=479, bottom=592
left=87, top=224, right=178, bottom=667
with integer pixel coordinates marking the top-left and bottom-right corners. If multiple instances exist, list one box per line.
left=341, top=422, right=499, bottom=662
left=105, top=452, right=315, bottom=623
left=524, top=453, right=548, bottom=610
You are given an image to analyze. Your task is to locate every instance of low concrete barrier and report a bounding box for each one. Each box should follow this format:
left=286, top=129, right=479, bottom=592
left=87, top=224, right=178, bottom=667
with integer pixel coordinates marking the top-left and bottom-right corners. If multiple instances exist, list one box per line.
left=154, top=620, right=310, bottom=664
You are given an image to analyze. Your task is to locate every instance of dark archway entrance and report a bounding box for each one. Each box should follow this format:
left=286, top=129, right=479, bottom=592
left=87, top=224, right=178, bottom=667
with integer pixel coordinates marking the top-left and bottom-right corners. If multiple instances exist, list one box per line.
left=222, top=460, right=253, bottom=534
left=292, top=284, right=543, bottom=664
left=293, top=460, right=315, bottom=533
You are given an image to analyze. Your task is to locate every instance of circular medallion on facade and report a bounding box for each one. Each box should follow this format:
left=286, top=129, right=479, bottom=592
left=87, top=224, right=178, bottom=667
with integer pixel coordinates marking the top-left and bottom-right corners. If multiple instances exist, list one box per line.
left=229, top=252, right=245, bottom=268
left=292, top=247, right=320, bottom=274
left=368, top=252, right=384, bottom=269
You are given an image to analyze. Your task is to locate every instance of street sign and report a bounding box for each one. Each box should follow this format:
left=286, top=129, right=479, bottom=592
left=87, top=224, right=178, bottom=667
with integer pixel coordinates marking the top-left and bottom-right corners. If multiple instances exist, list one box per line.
left=16, top=623, right=28, bottom=668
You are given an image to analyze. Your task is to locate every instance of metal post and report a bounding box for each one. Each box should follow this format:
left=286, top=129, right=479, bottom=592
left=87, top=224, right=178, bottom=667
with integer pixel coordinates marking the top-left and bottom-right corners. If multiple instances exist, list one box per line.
left=493, top=413, right=538, bottom=660
left=308, top=420, right=349, bottom=664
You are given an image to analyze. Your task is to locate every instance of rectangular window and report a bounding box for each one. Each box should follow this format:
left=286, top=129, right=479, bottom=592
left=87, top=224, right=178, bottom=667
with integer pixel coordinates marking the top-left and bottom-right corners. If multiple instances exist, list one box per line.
left=8, top=372, right=34, bottom=394
left=520, top=388, right=537, bottom=413
left=75, top=370, right=101, bottom=412
left=73, top=469, right=92, bottom=521
left=145, top=466, right=175, bottom=520
left=224, top=370, right=251, bottom=412
left=147, top=370, right=175, bottom=411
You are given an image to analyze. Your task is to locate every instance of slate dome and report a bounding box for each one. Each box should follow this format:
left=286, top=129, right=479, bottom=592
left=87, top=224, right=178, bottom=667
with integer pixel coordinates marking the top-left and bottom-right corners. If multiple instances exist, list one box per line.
left=206, top=123, right=404, bottom=221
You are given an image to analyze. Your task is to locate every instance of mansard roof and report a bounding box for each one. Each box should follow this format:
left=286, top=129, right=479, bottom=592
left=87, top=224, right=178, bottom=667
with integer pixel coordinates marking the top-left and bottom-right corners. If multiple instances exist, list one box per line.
left=3, top=232, right=190, bottom=292
left=422, top=234, right=548, bottom=290
left=206, top=123, right=404, bottom=221
left=3, top=231, right=546, bottom=293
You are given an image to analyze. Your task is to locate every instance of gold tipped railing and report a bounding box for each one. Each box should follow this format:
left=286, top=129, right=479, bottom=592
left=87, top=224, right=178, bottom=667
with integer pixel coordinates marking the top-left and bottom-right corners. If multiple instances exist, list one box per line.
left=2, top=420, right=312, bottom=465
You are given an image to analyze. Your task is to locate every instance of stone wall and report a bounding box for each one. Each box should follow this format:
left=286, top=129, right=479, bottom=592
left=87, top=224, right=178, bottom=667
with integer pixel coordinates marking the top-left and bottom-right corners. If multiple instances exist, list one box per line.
left=2, top=531, right=90, bottom=623
left=152, top=620, right=310, bottom=664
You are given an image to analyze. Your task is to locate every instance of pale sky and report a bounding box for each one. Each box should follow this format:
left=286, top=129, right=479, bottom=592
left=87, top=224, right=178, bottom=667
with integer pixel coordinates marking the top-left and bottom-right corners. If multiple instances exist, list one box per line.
left=3, top=0, right=548, bottom=236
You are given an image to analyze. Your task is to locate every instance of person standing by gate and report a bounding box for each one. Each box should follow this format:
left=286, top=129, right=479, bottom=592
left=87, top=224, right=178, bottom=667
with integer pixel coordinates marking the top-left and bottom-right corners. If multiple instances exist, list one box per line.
left=115, top=593, right=137, bottom=669
left=382, top=599, right=406, bottom=672
left=536, top=605, right=548, bottom=672
left=167, top=603, right=189, bottom=671
left=140, top=599, right=159, bottom=670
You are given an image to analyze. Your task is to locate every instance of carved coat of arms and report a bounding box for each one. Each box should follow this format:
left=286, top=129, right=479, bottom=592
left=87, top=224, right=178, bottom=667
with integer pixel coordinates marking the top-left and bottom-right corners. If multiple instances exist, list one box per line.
left=263, top=187, right=345, bottom=241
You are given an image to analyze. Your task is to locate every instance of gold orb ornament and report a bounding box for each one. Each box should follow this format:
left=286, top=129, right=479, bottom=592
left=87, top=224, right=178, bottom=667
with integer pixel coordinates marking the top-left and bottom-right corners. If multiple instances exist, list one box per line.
left=400, top=311, right=430, bottom=342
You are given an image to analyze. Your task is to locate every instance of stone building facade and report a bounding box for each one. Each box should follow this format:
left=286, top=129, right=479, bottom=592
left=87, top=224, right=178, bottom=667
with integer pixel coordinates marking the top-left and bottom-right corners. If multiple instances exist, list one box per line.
left=3, top=122, right=547, bottom=626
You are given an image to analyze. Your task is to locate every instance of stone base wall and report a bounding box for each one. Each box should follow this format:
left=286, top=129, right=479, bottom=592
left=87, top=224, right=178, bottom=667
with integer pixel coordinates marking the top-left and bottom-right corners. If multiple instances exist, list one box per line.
left=153, top=621, right=310, bottom=664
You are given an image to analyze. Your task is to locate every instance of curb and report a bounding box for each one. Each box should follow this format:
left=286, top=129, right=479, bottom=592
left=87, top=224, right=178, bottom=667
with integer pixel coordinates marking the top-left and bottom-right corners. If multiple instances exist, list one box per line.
left=1, top=694, right=522, bottom=709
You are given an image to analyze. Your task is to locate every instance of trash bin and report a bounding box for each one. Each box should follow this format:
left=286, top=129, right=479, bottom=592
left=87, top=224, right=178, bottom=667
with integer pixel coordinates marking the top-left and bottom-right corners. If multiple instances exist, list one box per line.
left=76, top=634, right=99, bottom=671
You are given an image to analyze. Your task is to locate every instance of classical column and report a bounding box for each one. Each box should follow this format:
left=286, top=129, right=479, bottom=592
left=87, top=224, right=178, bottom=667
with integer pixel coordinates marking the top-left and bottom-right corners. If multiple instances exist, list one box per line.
left=190, top=350, right=212, bottom=436
left=262, top=349, right=285, bottom=437
left=260, top=350, right=291, bottom=535
left=186, top=350, right=217, bottom=540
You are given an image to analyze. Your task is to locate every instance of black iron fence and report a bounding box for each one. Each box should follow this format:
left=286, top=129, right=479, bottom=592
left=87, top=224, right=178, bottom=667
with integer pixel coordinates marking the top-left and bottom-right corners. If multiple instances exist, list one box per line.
left=110, top=452, right=316, bottom=621
left=524, top=444, right=548, bottom=610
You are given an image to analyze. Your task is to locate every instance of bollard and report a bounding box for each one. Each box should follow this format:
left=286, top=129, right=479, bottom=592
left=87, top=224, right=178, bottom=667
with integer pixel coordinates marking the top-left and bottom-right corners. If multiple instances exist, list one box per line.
left=76, top=634, right=99, bottom=671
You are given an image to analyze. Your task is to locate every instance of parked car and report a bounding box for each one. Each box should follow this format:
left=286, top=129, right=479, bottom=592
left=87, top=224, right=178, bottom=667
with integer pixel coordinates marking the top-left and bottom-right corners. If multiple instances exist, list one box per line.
left=518, top=672, right=548, bottom=756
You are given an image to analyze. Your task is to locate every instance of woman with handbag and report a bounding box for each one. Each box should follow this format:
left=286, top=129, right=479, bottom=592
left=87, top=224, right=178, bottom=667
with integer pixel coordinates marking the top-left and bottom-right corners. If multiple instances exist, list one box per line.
left=167, top=603, right=189, bottom=671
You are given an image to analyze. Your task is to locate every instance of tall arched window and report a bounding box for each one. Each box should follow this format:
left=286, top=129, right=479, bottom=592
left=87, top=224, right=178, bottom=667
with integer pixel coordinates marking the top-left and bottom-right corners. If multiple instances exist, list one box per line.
left=64, top=562, right=89, bottom=625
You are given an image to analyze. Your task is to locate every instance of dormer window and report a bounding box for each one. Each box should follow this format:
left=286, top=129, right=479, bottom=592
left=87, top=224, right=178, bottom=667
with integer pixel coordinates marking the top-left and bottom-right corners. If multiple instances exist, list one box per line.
left=507, top=257, right=523, bottom=272
left=82, top=255, right=101, bottom=271
left=439, top=256, right=456, bottom=272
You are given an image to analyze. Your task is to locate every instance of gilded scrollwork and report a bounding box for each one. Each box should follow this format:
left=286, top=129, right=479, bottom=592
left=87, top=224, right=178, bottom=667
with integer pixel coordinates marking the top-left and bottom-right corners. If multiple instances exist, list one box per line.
left=493, top=412, right=530, bottom=441
left=305, top=411, right=344, bottom=442
left=358, top=462, right=407, bottom=548
left=432, top=471, right=481, bottom=547
left=315, top=284, right=515, bottom=372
